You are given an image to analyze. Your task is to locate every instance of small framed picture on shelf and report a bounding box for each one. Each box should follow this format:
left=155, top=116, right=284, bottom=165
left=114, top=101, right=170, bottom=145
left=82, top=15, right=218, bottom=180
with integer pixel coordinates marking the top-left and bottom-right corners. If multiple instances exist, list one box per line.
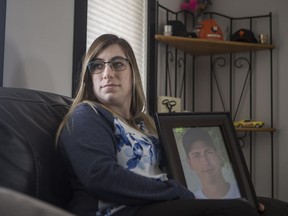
left=154, top=112, right=258, bottom=208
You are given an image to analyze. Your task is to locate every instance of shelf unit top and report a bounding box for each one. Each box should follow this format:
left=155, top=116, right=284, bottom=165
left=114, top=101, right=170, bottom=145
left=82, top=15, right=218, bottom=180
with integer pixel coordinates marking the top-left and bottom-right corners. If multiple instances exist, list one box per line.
left=155, top=35, right=275, bottom=56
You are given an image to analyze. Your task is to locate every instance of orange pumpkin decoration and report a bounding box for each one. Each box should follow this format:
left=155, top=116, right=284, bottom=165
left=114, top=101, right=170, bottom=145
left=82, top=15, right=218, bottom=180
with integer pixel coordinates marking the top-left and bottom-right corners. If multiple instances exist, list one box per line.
left=198, top=19, right=224, bottom=40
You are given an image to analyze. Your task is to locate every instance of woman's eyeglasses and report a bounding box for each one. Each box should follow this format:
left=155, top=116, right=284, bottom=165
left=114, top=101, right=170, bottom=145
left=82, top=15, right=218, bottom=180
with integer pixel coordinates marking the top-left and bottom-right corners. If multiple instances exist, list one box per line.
left=87, top=57, right=130, bottom=74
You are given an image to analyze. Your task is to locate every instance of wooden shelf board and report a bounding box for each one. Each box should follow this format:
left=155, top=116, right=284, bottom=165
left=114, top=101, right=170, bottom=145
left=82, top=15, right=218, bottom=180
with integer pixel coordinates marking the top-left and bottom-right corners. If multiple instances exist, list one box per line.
left=235, top=127, right=276, bottom=132
left=155, top=35, right=275, bottom=56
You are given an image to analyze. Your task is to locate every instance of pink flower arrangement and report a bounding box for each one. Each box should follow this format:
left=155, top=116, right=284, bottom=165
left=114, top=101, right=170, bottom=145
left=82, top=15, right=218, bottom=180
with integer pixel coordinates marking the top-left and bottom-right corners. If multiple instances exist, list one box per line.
left=181, top=0, right=212, bottom=15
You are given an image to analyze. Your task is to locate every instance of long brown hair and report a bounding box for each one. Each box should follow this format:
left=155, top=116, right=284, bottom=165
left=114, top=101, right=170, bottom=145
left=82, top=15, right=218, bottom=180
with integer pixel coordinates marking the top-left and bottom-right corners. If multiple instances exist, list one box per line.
left=56, top=34, right=156, bottom=142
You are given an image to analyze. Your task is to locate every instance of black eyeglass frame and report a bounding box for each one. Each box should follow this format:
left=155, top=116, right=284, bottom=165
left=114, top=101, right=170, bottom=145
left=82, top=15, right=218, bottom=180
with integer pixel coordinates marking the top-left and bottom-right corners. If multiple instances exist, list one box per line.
left=87, top=57, right=130, bottom=74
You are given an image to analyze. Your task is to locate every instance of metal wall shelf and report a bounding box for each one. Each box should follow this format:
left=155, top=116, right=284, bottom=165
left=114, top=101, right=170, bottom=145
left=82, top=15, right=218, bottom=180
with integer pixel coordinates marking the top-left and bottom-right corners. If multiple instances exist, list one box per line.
left=151, top=2, right=276, bottom=198
left=235, top=128, right=276, bottom=132
left=155, top=35, right=275, bottom=56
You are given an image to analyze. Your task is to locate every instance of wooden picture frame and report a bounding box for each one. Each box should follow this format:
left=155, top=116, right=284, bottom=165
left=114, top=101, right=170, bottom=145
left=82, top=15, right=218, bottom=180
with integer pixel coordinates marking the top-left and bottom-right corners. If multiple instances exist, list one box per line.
left=154, top=112, right=258, bottom=208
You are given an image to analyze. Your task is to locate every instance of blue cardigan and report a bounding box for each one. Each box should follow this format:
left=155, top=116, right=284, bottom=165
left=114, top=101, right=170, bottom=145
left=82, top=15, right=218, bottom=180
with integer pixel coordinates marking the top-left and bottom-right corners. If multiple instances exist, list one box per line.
left=58, top=103, right=194, bottom=216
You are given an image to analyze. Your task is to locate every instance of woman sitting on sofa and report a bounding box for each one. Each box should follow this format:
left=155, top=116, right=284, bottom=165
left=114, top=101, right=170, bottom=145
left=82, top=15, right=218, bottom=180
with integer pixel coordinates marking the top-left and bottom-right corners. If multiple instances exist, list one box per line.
left=56, top=34, right=286, bottom=216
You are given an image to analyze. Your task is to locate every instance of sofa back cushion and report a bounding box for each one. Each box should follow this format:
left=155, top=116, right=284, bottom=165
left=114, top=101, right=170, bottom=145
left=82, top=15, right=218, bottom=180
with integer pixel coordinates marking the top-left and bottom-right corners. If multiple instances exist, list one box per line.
left=0, top=87, right=73, bottom=209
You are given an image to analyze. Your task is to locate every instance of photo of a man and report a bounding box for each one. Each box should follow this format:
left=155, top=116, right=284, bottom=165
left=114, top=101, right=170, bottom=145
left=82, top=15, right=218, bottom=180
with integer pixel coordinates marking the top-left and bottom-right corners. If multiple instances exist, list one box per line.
left=179, top=127, right=241, bottom=199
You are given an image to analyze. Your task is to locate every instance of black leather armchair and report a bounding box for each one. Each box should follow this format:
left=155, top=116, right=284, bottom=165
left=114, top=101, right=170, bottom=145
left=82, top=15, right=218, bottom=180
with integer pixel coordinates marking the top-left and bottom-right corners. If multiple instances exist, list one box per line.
left=0, top=87, right=73, bottom=211
left=1, top=87, right=288, bottom=216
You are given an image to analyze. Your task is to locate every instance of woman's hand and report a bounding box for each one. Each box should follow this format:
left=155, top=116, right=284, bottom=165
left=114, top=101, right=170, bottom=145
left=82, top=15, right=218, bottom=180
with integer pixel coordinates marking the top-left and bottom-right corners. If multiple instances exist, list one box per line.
left=259, top=203, right=265, bottom=213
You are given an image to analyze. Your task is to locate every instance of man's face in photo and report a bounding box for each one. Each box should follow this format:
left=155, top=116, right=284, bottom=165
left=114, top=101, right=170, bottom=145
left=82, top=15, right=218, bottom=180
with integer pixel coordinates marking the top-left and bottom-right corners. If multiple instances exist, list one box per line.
left=186, top=140, right=222, bottom=184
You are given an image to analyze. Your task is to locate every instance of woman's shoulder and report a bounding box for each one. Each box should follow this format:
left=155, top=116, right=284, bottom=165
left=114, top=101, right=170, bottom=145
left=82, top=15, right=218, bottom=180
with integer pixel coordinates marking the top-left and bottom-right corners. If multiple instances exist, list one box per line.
left=66, top=102, right=115, bottom=128
left=60, top=102, right=116, bottom=138
left=74, top=102, right=113, bottom=118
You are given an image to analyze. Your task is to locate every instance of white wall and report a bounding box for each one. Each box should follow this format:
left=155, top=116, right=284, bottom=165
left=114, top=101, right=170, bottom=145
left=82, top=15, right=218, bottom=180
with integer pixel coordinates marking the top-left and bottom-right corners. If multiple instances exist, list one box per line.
left=158, top=0, right=182, bottom=11
left=3, top=0, right=74, bottom=97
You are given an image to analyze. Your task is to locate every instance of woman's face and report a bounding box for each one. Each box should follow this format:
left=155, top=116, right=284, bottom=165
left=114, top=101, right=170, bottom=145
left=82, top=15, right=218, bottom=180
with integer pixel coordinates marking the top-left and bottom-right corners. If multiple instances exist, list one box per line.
left=91, top=44, right=133, bottom=110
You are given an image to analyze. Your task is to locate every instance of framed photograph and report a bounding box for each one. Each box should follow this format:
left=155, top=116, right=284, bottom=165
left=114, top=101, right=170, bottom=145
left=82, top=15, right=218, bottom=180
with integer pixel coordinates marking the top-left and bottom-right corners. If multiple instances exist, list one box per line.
left=154, top=112, right=258, bottom=208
